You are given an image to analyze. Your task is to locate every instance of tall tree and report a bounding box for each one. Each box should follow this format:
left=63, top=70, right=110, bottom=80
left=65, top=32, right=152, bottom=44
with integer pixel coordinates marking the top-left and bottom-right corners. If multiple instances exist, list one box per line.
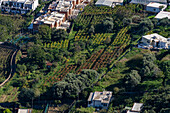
left=39, top=25, right=51, bottom=42
left=51, top=29, right=68, bottom=41
left=141, top=53, right=163, bottom=80
left=18, top=88, right=40, bottom=102
left=124, top=70, right=141, bottom=88
left=159, top=17, right=170, bottom=26
left=27, top=45, right=45, bottom=68
left=102, top=17, right=114, bottom=33
left=16, top=64, right=27, bottom=76
left=0, top=25, right=8, bottom=41
left=139, top=18, right=154, bottom=33
left=88, top=25, right=95, bottom=34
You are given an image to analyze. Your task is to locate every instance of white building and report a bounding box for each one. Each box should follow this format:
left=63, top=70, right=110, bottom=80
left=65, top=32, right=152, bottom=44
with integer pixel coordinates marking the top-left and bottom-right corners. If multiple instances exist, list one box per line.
left=139, top=33, right=170, bottom=49
left=0, top=0, right=38, bottom=14
left=95, top=0, right=123, bottom=7
left=127, top=103, right=143, bottom=113
left=88, top=91, right=113, bottom=110
left=18, top=109, right=32, bottom=113
left=155, top=11, right=170, bottom=19
left=130, top=0, right=167, bottom=5
left=146, top=2, right=167, bottom=13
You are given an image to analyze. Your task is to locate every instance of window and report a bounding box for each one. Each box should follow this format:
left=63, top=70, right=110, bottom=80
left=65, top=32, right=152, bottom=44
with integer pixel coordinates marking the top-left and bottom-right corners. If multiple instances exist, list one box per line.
left=102, top=103, right=107, bottom=106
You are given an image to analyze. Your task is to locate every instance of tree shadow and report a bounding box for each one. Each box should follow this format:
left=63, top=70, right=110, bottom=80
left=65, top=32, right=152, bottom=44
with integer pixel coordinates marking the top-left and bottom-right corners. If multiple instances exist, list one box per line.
left=105, top=78, right=125, bottom=91
left=122, top=56, right=143, bottom=74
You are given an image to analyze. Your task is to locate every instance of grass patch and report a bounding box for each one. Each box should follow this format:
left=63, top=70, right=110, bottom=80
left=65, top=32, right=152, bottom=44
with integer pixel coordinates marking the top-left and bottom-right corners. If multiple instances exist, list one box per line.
left=69, top=31, right=77, bottom=40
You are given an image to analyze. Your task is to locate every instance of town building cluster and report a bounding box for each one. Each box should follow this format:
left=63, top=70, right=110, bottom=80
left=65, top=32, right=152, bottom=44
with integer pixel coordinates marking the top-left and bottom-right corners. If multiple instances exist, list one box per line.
left=32, top=0, right=90, bottom=31
left=0, top=0, right=38, bottom=14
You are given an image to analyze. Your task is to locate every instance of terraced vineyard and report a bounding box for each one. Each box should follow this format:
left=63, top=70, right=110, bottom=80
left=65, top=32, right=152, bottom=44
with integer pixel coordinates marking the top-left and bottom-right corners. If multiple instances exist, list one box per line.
left=75, top=33, right=113, bottom=45
left=0, top=44, right=15, bottom=83
left=0, top=87, right=19, bottom=103
left=44, top=27, right=131, bottom=85
left=75, top=5, right=122, bottom=29
left=93, top=27, right=131, bottom=70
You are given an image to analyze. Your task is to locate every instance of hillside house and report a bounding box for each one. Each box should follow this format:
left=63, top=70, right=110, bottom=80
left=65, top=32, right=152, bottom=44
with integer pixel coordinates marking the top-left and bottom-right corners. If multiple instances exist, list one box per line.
left=155, top=11, right=170, bottom=19
left=88, top=91, right=113, bottom=110
left=0, top=0, right=38, bottom=14
left=138, top=33, right=170, bottom=49
left=130, top=0, right=167, bottom=5
left=95, top=0, right=123, bottom=7
left=127, top=103, right=143, bottom=113
left=146, top=2, right=167, bottom=13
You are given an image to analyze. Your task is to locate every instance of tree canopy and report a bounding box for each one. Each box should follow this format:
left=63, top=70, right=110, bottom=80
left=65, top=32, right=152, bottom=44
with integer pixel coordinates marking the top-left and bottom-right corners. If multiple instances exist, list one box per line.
left=124, top=70, right=141, bottom=88
left=51, top=29, right=69, bottom=41
left=39, top=25, right=51, bottom=42
left=52, top=69, right=99, bottom=99
left=27, top=45, right=45, bottom=68
left=141, top=53, right=163, bottom=80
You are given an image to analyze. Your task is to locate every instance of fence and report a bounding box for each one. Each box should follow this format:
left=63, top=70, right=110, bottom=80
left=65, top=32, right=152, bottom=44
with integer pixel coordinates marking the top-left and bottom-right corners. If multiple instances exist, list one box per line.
left=44, top=104, right=49, bottom=113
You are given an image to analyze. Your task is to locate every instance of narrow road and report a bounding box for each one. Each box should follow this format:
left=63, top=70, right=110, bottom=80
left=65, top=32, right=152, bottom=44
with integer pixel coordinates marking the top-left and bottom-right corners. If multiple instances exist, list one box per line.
left=0, top=49, right=18, bottom=87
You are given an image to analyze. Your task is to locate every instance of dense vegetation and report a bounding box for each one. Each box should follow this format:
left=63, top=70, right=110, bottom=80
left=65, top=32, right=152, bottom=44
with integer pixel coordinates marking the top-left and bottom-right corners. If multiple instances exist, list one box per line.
left=0, top=2, right=170, bottom=113
left=0, top=15, right=25, bottom=42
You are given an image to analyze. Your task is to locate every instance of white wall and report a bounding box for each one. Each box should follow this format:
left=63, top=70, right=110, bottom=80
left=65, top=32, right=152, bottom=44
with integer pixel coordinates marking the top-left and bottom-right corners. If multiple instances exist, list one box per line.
left=32, top=0, right=39, bottom=11
left=146, top=6, right=160, bottom=13
left=141, top=37, right=150, bottom=45
left=94, top=100, right=102, bottom=107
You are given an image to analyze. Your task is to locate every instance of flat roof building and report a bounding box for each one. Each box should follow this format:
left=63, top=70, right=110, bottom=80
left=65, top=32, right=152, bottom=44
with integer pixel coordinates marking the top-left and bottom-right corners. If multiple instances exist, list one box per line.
left=139, top=33, right=170, bottom=49
left=146, top=2, right=167, bottom=13
left=131, top=103, right=143, bottom=112
left=130, top=0, right=167, bottom=5
left=88, top=91, right=113, bottom=109
left=18, top=109, right=32, bottom=113
left=0, top=0, right=39, bottom=14
left=95, top=0, right=123, bottom=7
left=126, top=103, right=143, bottom=113
left=155, top=11, right=170, bottom=19
left=33, top=11, right=70, bottom=31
